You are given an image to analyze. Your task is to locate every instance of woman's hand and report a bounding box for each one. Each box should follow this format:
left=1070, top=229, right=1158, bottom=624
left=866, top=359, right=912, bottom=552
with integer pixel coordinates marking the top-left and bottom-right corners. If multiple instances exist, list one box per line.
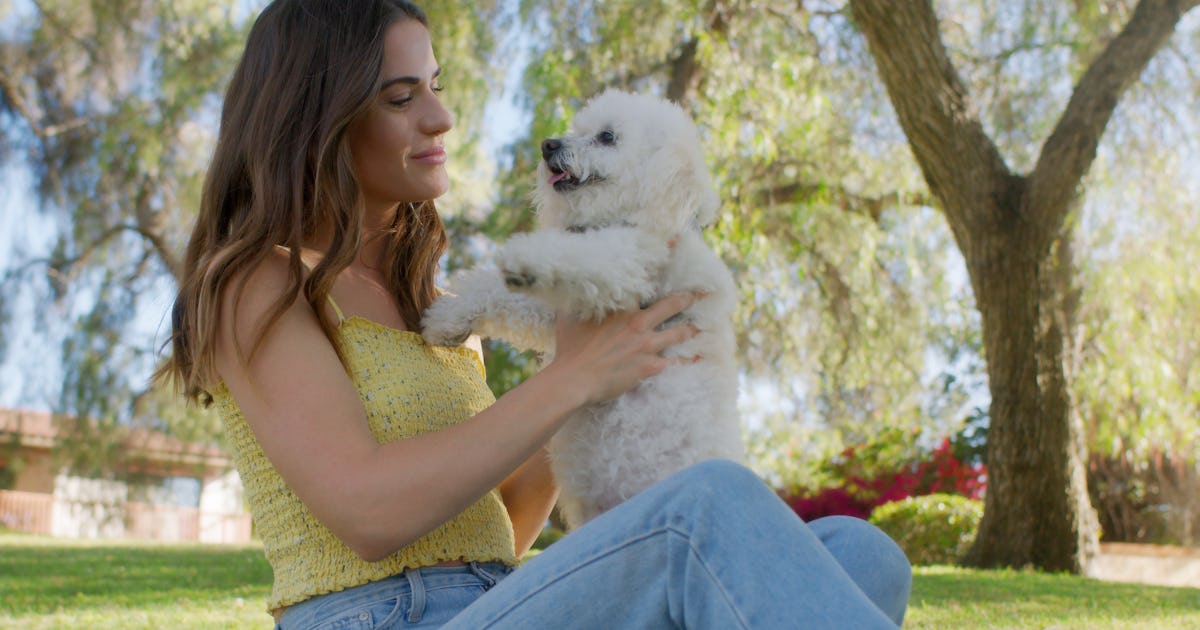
left=546, top=292, right=702, bottom=406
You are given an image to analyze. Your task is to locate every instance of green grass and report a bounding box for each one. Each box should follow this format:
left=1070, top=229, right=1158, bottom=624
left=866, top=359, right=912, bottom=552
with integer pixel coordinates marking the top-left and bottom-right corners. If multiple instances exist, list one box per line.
left=2, top=532, right=1198, bottom=629
left=0, top=532, right=272, bottom=629
left=907, top=565, right=1200, bottom=629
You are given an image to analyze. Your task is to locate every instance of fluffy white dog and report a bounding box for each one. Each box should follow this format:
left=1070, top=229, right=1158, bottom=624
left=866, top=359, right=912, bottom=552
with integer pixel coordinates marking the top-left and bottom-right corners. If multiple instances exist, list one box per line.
left=421, top=90, right=744, bottom=528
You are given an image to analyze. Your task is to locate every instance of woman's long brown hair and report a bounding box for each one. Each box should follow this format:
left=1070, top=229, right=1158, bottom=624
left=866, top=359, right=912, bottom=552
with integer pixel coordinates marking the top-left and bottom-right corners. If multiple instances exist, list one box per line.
left=157, top=0, right=447, bottom=403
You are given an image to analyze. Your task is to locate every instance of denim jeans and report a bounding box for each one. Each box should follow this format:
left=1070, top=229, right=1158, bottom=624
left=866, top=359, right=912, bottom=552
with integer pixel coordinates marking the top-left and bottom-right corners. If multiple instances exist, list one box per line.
left=279, top=459, right=912, bottom=629
left=274, top=562, right=515, bottom=629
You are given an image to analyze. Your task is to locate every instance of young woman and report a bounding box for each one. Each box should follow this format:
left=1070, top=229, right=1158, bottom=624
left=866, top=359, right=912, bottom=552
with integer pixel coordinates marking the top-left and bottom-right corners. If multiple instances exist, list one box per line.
left=159, top=1, right=912, bottom=628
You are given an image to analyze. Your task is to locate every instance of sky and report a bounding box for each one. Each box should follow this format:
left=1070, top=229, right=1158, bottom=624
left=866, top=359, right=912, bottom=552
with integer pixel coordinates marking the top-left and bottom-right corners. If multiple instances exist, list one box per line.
left=0, top=165, right=57, bottom=407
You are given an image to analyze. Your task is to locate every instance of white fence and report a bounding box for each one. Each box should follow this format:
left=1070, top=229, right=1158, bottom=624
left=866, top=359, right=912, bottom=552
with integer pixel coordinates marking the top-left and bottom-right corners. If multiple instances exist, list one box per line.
left=0, top=489, right=252, bottom=544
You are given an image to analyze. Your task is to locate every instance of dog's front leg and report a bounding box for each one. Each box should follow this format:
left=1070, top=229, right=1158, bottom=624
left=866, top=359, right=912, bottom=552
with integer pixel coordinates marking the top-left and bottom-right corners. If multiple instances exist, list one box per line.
left=421, top=267, right=556, bottom=354
left=497, top=226, right=670, bottom=320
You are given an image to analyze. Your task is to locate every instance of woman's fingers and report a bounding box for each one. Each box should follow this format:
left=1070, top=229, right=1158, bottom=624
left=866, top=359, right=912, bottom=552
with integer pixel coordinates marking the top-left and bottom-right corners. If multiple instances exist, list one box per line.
left=634, top=291, right=701, bottom=331
left=548, top=292, right=708, bottom=405
left=654, top=322, right=700, bottom=352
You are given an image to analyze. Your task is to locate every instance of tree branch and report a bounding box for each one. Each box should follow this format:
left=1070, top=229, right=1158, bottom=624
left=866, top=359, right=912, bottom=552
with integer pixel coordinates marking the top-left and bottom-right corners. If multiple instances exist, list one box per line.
left=133, top=175, right=183, bottom=280
left=666, top=0, right=733, bottom=105
left=755, top=179, right=934, bottom=223
left=666, top=38, right=700, bottom=104
left=133, top=223, right=182, bottom=283
left=847, top=0, right=1013, bottom=237
left=594, top=1, right=730, bottom=105
left=0, top=72, right=91, bottom=139
left=9, top=223, right=174, bottom=294
left=1027, top=0, right=1199, bottom=232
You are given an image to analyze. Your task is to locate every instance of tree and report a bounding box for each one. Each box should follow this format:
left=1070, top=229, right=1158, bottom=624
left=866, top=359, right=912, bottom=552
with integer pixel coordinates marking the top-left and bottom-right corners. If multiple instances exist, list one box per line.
left=1, top=0, right=252, bottom=461
left=847, top=0, right=1199, bottom=572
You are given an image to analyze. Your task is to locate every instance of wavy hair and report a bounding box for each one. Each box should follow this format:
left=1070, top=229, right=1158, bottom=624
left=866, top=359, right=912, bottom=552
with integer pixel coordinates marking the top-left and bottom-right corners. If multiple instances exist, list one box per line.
left=158, top=0, right=447, bottom=402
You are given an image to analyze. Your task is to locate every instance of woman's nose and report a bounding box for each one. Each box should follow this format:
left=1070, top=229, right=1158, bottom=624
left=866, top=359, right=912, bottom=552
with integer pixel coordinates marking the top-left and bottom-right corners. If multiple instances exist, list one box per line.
left=422, top=94, right=454, bottom=136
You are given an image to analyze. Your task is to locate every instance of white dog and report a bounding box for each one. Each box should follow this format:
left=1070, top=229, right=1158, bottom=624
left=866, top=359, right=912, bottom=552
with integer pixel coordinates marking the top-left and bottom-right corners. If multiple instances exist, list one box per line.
left=421, top=90, right=744, bottom=528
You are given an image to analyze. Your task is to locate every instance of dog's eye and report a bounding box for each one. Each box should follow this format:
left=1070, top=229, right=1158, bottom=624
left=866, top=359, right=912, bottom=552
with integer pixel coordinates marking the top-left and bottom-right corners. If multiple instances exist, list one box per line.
left=596, top=130, right=617, bottom=146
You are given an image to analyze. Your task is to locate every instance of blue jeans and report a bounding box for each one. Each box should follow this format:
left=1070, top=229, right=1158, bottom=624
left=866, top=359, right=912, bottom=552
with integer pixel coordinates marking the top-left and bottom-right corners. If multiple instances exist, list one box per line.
left=278, top=460, right=912, bottom=629
left=275, top=562, right=514, bottom=629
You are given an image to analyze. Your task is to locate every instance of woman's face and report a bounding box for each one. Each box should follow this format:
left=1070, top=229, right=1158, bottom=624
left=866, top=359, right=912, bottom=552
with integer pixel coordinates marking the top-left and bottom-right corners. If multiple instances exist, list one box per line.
left=348, top=19, right=453, bottom=213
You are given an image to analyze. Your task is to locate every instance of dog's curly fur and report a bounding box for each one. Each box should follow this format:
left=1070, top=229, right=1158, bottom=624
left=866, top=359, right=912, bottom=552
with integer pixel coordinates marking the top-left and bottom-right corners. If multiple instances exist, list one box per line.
left=421, top=90, right=744, bottom=528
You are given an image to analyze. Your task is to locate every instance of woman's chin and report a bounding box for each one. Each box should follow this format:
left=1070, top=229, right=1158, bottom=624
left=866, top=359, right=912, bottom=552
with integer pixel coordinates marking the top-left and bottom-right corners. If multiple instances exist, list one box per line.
left=393, top=179, right=449, bottom=205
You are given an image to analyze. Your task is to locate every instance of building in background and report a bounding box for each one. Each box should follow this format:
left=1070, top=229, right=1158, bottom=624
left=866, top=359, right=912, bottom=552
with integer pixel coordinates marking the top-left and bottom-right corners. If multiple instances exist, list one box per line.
left=0, top=408, right=249, bottom=544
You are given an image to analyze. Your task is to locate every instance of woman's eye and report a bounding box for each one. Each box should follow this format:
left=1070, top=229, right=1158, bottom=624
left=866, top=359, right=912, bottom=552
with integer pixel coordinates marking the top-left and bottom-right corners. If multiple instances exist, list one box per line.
left=432, top=84, right=444, bottom=93
left=597, top=130, right=616, bottom=145
left=389, top=96, right=413, bottom=108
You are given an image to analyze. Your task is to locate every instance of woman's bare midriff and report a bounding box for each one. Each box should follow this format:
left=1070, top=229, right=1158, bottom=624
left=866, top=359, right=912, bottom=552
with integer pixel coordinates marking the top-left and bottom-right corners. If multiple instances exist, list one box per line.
left=271, top=559, right=469, bottom=622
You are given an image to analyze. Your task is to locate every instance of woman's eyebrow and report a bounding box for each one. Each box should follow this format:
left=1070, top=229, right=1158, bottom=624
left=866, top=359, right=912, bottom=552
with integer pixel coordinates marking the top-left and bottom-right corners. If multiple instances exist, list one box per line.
left=381, top=66, right=442, bottom=90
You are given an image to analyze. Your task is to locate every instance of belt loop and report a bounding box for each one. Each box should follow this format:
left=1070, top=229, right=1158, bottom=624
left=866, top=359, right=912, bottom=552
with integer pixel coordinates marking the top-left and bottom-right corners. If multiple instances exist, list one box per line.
left=468, top=561, right=498, bottom=589
left=405, top=568, right=427, bottom=622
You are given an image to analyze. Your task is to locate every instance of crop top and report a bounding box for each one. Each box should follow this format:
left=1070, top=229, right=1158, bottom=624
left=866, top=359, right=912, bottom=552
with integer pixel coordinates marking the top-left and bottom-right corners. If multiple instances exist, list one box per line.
left=210, top=303, right=518, bottom=611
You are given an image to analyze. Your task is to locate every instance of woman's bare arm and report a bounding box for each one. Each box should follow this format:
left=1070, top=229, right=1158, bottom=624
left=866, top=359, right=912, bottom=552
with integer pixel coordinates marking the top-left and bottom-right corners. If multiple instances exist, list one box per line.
left=498, top=448, right=558, bottom=557
left=216, top=254, right=697, bottom=561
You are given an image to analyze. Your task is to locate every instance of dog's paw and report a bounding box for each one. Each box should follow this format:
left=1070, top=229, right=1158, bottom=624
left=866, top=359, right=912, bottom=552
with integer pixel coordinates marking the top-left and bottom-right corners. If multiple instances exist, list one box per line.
left=420, top=296, right=475, bottom=346
left=497, top=246, right=548, bottom=293
left=421, top=322, right=471, bottom=347
left=503, top=269, right=539, bottom=289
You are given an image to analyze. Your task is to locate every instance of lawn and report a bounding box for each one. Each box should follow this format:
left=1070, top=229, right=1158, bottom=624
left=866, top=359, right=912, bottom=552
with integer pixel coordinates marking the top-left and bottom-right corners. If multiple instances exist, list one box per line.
left=2, top=532, right=1198, bottom=629
left=0, top=532, right=271, bottom=629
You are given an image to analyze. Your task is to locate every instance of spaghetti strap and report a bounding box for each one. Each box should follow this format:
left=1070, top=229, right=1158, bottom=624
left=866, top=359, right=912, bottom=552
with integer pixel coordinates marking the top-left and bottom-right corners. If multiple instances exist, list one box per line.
left=274, top=246, right=344, bottom=323
left=327, top=295, right=345, bottom=323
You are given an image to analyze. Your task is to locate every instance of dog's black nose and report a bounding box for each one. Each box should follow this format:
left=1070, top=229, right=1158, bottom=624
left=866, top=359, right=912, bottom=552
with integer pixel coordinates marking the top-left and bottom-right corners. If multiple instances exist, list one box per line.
left=541, top=138, right=562, bottom=161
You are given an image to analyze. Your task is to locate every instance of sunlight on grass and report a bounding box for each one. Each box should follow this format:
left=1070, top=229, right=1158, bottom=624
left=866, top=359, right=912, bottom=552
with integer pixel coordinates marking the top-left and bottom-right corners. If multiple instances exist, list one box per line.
left=3, top=533, right=1199, bottom=629
left=906, top=565, right=1200, bottom=629
left=0, top=533, right=272, bottom=629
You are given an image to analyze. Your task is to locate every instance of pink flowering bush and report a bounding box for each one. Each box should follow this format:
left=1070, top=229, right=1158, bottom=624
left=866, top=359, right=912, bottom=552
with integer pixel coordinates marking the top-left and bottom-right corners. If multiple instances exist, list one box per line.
left=779, top=434, right=986, bottom=522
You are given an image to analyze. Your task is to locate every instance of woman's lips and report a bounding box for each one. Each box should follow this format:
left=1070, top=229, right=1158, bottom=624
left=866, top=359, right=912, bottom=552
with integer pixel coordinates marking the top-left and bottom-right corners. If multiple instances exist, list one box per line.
left=411, top=147, right=446, bottom=164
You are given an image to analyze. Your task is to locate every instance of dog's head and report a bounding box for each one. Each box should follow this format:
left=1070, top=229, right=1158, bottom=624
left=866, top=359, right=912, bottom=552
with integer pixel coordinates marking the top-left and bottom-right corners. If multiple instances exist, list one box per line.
left=533, top=90, right=720, bottom=238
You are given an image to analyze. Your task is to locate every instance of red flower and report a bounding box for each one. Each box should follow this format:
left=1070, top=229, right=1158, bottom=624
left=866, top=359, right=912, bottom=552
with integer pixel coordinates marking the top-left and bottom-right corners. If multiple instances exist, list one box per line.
left=779, top=437, right=987, bottom=521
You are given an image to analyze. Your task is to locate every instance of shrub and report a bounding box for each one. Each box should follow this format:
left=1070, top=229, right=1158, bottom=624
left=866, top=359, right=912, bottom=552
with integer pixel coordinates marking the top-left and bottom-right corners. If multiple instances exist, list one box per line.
left=1089, top=451, right=1200, bottom=546
left=779, top=436, right=987, bottom=522
left=869, top=493, right=983, bottom=565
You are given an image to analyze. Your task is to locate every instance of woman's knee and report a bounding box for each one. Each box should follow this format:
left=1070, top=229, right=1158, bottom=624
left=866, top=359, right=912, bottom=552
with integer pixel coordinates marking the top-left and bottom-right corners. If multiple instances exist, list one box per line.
left=637, top=459, right=771, bottom=519
left=663, top=458, right=767, bottom=500
left=808, top=515, right=912, bottom=624
left=812, top=516, right=910, bottom=569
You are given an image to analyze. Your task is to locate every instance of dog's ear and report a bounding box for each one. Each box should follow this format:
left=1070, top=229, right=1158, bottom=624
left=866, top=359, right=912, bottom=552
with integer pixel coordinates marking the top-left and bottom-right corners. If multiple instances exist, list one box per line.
left=655, top=143, right=720, bottom=231
left=692, top=173, right=721, bottom=228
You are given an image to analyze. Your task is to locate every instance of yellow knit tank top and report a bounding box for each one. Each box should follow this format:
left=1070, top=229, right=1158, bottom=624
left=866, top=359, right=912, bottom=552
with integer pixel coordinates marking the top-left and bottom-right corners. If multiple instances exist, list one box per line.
left=210, top=307, right=517, bottom=611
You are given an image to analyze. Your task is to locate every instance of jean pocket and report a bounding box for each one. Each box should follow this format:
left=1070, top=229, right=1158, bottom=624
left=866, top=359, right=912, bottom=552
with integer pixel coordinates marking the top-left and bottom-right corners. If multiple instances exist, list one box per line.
left=311, top=595, right=404, bottom=630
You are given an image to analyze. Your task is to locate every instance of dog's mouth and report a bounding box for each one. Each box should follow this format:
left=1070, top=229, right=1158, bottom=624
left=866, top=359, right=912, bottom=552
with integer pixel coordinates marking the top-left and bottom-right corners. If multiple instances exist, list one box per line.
left=546, top=164, right=602, bottom=192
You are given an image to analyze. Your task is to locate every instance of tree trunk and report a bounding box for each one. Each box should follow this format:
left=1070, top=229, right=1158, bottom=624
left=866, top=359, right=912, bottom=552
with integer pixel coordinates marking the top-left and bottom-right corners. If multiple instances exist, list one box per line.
left=963, top=212, right=1098, bottom=571
left=848, top=0, right=1195, bottom=572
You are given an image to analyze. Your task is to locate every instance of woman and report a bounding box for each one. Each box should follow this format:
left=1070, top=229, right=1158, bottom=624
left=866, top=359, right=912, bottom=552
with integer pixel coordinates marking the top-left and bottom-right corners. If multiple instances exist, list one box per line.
left=159, top=1, right=912, bottom=628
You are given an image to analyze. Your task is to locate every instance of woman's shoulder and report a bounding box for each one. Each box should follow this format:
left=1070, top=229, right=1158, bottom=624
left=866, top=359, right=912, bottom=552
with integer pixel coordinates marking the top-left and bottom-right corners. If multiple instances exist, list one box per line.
left=216, top=246, right=315, bottom=342
left=222, top=246, right=297, bottom=306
